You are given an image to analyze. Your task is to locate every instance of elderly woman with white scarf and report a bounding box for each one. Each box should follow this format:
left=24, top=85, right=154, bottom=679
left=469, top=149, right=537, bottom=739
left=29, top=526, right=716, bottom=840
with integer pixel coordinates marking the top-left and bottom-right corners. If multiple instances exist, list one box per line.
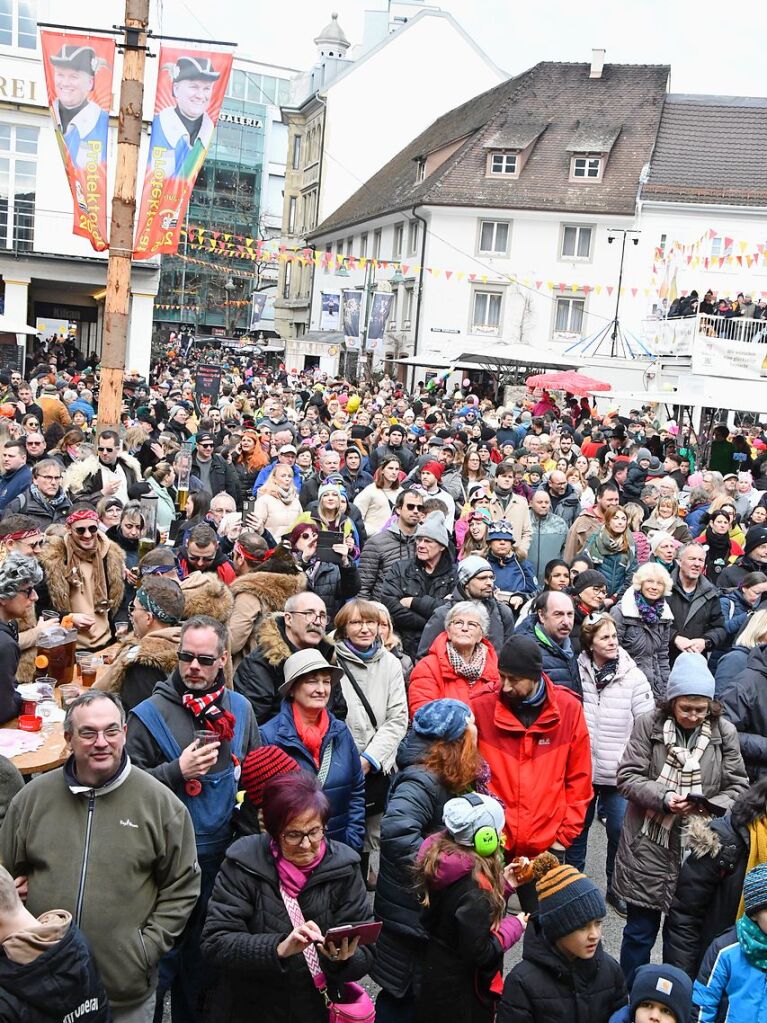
left=611, top=651, right=747, bottom=980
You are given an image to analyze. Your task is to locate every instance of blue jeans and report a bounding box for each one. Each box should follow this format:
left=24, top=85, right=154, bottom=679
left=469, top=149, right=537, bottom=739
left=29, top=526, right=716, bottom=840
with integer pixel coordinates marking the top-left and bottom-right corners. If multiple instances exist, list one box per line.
left=620, top=903, right=662, bottom=983
left=566, top=785, right=626, bottom=889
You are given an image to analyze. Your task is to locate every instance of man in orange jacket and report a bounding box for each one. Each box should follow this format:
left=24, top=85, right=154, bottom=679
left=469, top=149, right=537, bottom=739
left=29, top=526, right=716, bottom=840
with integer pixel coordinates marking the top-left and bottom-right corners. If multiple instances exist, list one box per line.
left=472, top=634, right=593, bottom=911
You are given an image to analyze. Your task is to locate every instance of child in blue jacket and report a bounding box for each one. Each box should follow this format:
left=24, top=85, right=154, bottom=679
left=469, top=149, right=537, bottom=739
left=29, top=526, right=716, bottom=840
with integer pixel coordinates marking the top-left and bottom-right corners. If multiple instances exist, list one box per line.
left=692, top=862, right=767, bottom=1022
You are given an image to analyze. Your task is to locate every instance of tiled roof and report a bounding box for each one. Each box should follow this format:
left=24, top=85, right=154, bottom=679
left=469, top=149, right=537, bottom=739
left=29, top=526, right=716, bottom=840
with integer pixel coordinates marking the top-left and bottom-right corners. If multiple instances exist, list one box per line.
left=483, top=121, right=547, bottom=150
left=311, top=61, right=669, bottom=235
left=641, top=94, right=767, bottom=207
left=565, top=123, right=622, bottom=153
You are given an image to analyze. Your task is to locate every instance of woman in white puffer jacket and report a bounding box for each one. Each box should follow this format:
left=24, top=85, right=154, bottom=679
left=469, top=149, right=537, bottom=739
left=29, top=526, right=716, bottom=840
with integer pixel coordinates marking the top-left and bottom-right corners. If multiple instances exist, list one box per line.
left=566, top=611, right=653, bottom=915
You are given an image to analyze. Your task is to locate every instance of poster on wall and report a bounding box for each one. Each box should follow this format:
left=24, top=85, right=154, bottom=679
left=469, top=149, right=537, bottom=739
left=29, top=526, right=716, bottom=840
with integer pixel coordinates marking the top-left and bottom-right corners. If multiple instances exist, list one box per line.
left=133, top=48, right=233, bottom=260
left=341, top=289, right=363, bottom=350
left=39, top=32, right=115, bottom=252
left=320, top=292, right=340, bottom=331
left=250, top=292, right=267, bottom=329
left=366, top=291, right=394, bottom=351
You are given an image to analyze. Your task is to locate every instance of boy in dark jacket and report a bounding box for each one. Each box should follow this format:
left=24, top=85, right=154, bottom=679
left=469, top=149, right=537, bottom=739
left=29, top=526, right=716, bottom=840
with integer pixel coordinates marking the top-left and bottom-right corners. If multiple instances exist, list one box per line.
left=608, top=964, right=691, bottom=1023
left=0, top=865, right=110, bottom=1023
left=499, top=853, right=626, bottom=1023
left=622, top=449, right=652, bottom=502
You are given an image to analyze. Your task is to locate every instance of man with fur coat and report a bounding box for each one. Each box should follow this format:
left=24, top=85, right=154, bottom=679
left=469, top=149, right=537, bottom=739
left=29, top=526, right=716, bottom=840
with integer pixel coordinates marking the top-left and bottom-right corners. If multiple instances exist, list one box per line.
left=62, top=429, right=141, bottom=506
left=38, top=506, right=125, bottom=651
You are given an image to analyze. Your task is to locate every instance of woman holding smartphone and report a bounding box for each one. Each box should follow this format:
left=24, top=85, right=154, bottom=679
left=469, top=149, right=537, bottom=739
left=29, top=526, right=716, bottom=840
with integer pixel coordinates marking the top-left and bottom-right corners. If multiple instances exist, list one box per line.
left=202, top=772, right=374, bottom=1023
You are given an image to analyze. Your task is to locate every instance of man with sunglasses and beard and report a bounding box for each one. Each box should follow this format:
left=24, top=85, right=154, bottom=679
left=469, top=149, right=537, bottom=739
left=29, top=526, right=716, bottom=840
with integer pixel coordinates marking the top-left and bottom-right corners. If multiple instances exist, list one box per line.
left=63, top=429, right=142, bottom=507
left=38, top=505, right=125, bottom=651
left=127, top=615, right=260, bottom=1023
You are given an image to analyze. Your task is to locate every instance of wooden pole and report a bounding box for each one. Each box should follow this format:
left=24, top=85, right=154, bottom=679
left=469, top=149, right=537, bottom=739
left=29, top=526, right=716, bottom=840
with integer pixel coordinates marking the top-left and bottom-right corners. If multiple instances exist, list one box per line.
left=97, top=0, right=150, bottom=429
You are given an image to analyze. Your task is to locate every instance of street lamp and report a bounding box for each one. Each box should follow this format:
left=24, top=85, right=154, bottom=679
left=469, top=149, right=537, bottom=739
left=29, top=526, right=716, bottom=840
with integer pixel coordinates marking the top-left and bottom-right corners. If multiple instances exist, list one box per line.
left=390, top=266, right=404, bottom=286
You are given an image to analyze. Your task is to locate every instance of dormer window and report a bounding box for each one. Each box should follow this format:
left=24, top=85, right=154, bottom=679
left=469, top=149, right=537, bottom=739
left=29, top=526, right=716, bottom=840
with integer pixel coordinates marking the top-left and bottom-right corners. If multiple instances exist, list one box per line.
left=571, top=156, right=602, bottom=180
left=415, top=158, right=426, bottom=183
left=488, top=151, right=518, bottom=176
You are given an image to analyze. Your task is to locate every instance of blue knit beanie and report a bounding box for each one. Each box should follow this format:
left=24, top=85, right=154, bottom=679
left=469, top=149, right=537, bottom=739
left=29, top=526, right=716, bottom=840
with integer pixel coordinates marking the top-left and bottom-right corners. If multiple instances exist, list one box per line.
left=533, top=853, right=606, bottom=943
left=412, top=698, right=471, bottom=743
left=743, top=863, right=767, bottom=917
left=629, top=964, right=692, bottom=1023
left=666, top=651, right=715, bottom=701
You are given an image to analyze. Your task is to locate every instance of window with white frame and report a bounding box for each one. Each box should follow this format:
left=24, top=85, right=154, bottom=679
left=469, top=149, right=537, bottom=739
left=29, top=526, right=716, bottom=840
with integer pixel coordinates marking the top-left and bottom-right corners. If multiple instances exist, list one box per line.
left=393, top=223, right=403, bottom=258
left=407, top=220, right=419, bottom=255
left=372, top=229, right=382, bottom=259
left=478, top=220, right=510, bottom=256
left=554, top=295, right=585, bottom=334
left=335, top=241, right=343, bottom=257
left=415, top=158, right=425, bottom=183
left=287, top=196, right=297, bottom=234
left=0, top=0, right=36, bottom=48
left=282, top=260, right=292, bottom=300
left=359, top=233, right=368, bottom=258
left=471, top=289, right=503, bottom=335
left=346, top=237, right=353, bottom=256
left=571, top=156, right=602, bottom=179
left=0, top=123, right=37, bottom=251
left=403, top=287, right=414, bottom=326
left=711, top=236, right=725, bottom=257
left=561, top=225, right=593, bottom=260
left=488, top=151, right=518, bottom=176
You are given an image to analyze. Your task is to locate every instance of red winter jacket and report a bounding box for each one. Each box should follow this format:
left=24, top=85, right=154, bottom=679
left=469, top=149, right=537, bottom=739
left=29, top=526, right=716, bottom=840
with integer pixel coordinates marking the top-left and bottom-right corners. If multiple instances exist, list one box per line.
left=472, top=676, right=593, bottom=858
left=408, top=632, right=499, bottom=718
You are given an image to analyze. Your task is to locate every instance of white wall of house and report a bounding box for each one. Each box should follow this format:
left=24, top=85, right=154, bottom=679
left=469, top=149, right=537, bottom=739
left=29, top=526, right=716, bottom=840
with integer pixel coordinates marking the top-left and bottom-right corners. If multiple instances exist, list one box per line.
left=318, top=13, right=506, bottom=224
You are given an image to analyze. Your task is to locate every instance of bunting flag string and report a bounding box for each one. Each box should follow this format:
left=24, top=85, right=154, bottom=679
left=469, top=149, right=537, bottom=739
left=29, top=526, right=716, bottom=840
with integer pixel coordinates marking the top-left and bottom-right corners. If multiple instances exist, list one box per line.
left=177, top=222, right=767, bottom=301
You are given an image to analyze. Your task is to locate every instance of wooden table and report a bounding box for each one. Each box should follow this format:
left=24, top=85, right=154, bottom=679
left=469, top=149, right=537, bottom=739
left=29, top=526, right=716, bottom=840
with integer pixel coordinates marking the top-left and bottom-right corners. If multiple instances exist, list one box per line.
left=4, top=663, right=115, bottom=774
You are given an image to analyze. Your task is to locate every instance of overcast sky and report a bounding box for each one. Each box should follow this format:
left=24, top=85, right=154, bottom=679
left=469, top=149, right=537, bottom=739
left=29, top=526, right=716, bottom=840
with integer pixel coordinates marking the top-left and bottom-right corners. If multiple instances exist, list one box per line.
left=153, top=0, right=765, bottom=97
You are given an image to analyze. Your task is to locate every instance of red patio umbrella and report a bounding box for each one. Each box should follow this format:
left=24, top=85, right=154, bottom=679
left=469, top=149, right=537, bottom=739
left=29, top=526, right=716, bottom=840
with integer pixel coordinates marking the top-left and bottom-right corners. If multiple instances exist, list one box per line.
left=525, top=369, right=612, bottom=396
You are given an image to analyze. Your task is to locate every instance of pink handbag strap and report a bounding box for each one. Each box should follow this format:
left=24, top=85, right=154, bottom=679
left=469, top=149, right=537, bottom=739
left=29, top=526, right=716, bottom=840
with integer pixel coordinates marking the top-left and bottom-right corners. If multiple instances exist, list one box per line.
left=279, top=886, right=327, bottom=991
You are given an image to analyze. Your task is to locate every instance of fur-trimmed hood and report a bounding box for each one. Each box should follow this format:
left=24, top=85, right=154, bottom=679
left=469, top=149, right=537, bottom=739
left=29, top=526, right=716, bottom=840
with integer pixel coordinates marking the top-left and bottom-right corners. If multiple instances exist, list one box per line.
left=686, top=814, right=725, bottom=859
left=63, top=451, right=142, bottom=498
left=229, top=570, right=306, bottom=613
left=38, top=533, right=125, bottom=615
left=95, top=627, right=181, bottom=695
left=180, top=571, right=235, bottom=622
left=253, top=612, right=334, bottom=668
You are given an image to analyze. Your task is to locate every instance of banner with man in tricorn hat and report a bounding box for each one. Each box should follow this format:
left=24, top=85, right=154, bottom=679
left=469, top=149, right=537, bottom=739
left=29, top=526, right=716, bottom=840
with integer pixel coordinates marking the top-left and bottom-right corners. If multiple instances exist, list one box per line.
left=133, top=47, right=233, bottom=260
left=40, top=32, right=114, bottom=251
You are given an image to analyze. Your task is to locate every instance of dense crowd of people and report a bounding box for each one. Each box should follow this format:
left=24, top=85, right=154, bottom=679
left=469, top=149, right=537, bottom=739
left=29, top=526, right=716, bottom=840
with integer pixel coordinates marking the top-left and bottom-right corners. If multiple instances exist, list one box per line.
left=2, top=354, right=767, bottom=1023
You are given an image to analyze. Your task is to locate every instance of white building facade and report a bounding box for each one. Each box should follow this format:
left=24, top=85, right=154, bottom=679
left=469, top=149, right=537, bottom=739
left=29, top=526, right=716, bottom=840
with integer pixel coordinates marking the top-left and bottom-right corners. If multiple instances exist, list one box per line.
left=275, top=7, right=507, bottom=358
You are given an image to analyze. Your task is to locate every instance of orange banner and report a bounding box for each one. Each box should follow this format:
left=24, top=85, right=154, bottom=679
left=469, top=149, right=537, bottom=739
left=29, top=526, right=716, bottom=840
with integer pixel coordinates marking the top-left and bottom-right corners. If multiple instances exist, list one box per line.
left=133, top=47, right=233, bottom=260
left=40, top=31, right=114, bottom=251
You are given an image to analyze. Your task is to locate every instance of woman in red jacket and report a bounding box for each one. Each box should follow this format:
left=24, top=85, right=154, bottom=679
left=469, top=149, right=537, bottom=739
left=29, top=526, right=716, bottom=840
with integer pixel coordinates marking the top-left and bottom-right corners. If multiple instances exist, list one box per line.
left=408, top=601, right=499, bottom=717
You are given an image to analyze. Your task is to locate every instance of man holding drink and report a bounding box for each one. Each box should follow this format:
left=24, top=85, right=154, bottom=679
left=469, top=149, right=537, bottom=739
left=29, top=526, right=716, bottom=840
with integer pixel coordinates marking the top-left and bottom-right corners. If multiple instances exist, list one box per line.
left=126, top=615, right=260, bottom=1023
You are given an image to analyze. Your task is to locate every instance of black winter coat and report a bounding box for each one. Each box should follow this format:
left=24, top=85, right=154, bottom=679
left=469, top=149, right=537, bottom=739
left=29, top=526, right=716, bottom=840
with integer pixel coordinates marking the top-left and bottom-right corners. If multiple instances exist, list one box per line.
left=498, top=917, right=627, bottom=1023
left=717, top=554, right=767, bottom=590
left=4, top=486, right=72, bottom=527
left=415, top=873, right=505, bottom=1023
left=358, top=526, right=416, bottom=599
left=417, top=585, right=515, bottom=659
left=191, top=454, right=241, bottom=507
left=378, top=551, right=458, bottom=658
left=515, top=616, right=582, bottom=697
left=372, top=731, right=452, bottom=997
left=667, top=568, right=727, bottom=661
left=0, top=621, right=22, bottom=724
left=719, top=643, right=767, bottom=779
left=0, top=919, right=111, bottom=1023
left=201, top=834, right=374, bottom=1023
left=663, top=813, right=750, bottom=979
left=234, top=615, right=347, bottom=725
left=304, top=557, right=361, bottom=622
left=544, top=484, right=581, bottom=528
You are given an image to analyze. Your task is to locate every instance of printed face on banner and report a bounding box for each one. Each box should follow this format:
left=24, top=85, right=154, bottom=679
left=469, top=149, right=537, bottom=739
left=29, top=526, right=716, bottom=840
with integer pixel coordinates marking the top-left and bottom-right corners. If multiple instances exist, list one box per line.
left=342, top=290, right=363, bottom=350
left=133, top=48, right=233, bottom=260
left=366, top=291, right=394, bottom=350
left=250, top=292, right=267, bottom=328
left=40, top=32, right=115, bottom=251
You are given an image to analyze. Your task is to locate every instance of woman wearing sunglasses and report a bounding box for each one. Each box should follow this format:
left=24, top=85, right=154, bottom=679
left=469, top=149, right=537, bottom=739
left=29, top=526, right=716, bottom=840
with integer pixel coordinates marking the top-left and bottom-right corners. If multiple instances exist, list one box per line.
left=38, top=505, right=126, bottom=651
